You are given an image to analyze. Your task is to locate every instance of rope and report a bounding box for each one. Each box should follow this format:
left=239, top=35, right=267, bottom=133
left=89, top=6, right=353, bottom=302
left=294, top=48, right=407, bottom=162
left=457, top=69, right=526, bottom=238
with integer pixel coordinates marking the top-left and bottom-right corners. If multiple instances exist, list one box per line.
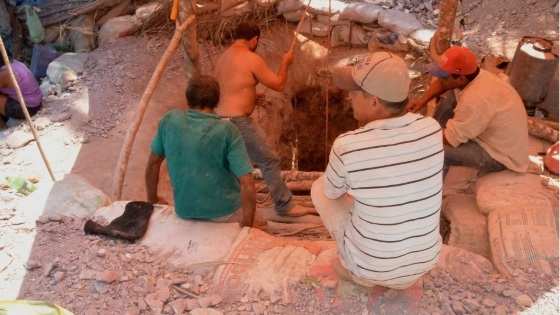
left=324, top=0, right=332, bottom=165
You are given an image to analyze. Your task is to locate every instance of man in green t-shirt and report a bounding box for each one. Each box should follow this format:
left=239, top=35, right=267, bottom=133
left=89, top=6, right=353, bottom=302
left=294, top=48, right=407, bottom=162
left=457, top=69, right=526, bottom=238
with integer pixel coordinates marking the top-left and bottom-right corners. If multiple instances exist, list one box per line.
left=145, top=75, right=256, bottom=226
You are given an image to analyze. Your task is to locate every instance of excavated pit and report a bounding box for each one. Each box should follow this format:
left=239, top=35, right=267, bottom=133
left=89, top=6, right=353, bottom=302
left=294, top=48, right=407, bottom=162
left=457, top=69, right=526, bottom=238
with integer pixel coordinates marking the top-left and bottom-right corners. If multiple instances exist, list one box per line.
left=279, top=86, right=358, bottom=172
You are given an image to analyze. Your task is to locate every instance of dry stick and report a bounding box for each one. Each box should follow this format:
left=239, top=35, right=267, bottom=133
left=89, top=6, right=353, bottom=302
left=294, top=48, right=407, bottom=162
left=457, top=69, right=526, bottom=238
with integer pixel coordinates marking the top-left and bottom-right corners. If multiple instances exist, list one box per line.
left=0, top=37, right=56, bottom=182
left=111, top=16, right=195, bottom=200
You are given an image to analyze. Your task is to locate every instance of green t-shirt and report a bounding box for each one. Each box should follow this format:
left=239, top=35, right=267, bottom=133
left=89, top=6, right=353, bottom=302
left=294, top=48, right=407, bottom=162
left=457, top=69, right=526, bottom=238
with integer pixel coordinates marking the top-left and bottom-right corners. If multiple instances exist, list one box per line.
left=151, top=109, right=253, bottom=219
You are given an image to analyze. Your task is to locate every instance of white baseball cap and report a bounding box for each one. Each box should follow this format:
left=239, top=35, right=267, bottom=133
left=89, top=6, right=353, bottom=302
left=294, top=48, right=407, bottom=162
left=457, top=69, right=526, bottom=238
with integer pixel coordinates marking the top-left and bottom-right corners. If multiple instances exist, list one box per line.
left=332, top=52, right=411, bottom=102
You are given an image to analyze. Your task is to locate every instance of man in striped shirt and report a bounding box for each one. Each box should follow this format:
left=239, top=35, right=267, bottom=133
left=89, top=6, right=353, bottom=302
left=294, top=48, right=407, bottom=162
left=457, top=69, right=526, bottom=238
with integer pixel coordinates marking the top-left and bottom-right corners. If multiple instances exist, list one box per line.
left=311, top=52, right=443, bottom=289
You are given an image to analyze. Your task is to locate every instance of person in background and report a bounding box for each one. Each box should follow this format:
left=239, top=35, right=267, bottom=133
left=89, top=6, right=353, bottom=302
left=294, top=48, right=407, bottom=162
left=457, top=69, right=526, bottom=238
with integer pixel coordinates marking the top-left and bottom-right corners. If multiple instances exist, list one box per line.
left=0, top=50, right=42, bottom=128
left=408, top=46, right=528, bottom=174
left=214, top=22, right=316, bottom=217
left=311, top=52, right=443, bottom=289
left=145, top=75, right=256, bottom=227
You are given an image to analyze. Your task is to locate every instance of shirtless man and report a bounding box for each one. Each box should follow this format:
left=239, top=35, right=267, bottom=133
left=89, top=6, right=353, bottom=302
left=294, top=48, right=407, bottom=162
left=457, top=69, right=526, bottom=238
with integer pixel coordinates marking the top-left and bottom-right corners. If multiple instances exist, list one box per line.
left=215, top=22, right=315, bottom=217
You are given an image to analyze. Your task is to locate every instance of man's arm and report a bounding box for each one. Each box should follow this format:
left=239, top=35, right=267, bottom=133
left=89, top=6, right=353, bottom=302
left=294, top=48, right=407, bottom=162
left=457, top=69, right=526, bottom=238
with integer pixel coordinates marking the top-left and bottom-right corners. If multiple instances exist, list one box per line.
left=408, top=77, right=467, bottom=112
left=145, top=152, right=164, bottom=204
left=252, top=51, right=294, bottom=92
left=239, top=173, right=256, bottom=227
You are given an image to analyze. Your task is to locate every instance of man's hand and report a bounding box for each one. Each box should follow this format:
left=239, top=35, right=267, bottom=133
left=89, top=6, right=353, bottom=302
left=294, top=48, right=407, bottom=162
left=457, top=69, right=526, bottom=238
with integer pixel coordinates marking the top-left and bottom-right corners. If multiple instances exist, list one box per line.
left=407, top=99, right=426, bottom=113
left=282, top=50, right=294, bottom=66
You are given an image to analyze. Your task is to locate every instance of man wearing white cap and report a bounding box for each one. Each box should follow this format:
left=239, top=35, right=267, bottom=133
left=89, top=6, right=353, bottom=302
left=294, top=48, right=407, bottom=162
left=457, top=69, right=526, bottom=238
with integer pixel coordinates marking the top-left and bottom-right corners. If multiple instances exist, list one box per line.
left=311, top=52, right=443, bottom=289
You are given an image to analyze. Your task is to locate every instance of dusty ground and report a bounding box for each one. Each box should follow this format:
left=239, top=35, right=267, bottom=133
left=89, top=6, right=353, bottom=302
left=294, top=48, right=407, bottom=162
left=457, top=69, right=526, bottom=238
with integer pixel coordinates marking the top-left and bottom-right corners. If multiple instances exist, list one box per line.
left=0, top=1, right=559, bottom=314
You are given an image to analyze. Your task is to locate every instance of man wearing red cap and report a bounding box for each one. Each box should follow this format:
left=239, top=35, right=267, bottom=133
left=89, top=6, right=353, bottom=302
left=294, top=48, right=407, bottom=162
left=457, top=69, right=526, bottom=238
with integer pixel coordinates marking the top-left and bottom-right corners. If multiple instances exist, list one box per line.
left=409, top=46, right=529, bottom=174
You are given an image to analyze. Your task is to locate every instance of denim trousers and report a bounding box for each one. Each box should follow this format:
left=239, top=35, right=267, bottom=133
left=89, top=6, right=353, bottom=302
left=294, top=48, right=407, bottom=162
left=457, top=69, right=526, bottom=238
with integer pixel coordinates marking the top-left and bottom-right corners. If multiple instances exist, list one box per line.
left=435, top=91, right=505, bottom=174
left=229, top=117, right=293, bottom=214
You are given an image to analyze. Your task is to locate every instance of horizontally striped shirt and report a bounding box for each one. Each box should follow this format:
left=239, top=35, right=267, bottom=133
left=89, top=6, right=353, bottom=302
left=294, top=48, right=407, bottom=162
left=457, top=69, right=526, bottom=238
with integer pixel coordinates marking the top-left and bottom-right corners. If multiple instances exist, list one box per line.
left=324, top=112, right=443, bottom=289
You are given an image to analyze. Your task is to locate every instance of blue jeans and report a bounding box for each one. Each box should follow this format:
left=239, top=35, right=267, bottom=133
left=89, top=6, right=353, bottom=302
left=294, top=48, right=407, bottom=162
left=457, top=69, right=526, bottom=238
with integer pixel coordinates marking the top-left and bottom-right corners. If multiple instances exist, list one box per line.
left=229, top=117, right=293, bottom=214
left=435, top=91, right=505, bottom=174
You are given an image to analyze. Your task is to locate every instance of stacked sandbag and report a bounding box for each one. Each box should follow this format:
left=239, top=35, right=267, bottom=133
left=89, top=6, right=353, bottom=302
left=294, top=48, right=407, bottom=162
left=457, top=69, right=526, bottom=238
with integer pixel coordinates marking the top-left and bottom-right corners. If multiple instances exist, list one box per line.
left=277, top=0, right=434, bottom=52
left=330, top=23, right=370, bottom=47
left=339, top=3, right=383, bottom=24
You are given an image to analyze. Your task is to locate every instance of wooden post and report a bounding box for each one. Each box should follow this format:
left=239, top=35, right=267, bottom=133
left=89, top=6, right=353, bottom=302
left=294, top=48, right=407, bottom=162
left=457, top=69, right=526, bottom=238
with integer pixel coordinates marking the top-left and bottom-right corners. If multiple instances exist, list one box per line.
left=111, top=16, right=195, bottom=200
left=429, top=0, right=458, bottom=61
left=0, top=36, right=56, bottom=181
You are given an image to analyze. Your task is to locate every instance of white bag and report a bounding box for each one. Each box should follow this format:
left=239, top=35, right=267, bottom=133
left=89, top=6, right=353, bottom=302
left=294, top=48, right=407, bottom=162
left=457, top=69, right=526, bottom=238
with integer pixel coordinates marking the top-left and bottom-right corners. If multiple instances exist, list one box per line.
left=277, top=0, right=303, bottom=14
left=339, top=3, right=383, bottom=24
left=378, top=9, right=422, bottom=36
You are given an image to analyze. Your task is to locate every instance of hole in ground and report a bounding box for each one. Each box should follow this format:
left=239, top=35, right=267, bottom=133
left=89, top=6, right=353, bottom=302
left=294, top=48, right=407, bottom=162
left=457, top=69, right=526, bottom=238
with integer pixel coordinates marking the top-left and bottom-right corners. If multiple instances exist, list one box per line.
left=279, top=86, right=358, bottom=172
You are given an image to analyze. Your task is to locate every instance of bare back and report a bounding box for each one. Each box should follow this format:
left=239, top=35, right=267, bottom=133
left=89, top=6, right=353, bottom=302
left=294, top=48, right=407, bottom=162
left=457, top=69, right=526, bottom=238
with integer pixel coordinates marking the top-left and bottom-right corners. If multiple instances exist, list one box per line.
left=215, top=45, right=259, bottom=117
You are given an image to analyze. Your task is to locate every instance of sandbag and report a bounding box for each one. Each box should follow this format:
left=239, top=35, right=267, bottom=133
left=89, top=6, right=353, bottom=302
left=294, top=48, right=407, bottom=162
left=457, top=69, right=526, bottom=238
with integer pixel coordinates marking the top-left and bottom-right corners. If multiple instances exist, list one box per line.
left=443, top=194, right=491, bottom=258
left=475, top=171, right=556, bottom=215
left=409, top=28, right=435, bottom=46
left=378, top=9, right=422, bottom=36
left=488, top=204, right=559, bottom=277
left=368, top=31, right=408, bottom=53
left=316, top=13, right=339, bottom=24
left=330, top=23, right=370, bottom=47
left=339, top=3, right=383, bottom=24
left=282, top=10, right=304, bottom=23
left=46, top=53, right=88, bottom=88
left=299, top=17, right=330, bottom=37
left=277, top=0, right=303, bottom=14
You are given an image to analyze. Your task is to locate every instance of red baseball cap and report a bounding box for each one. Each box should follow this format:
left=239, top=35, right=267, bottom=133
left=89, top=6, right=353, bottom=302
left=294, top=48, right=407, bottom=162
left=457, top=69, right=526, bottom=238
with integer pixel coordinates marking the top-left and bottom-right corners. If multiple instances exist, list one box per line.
left=429, top=46, right=478, bottom=78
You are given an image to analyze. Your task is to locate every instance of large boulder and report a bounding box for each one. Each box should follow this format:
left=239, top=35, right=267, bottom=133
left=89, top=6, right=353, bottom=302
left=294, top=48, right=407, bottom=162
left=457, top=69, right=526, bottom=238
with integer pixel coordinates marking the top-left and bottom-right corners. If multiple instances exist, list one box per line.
left=46, top=53, right=88, bottom=88
left=378, top=9, right=423, bottom=36
left=98, top=15, right=141, bottom=46
left=43, top=174, right=110, bottom=218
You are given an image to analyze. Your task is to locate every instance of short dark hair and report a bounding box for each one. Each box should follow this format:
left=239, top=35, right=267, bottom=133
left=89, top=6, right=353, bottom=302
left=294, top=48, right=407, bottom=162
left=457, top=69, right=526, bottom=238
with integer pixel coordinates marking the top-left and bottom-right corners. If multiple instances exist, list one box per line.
left=378, top=97, right=409, bottom=113
left=186, top=75, right=220, bottom=109
left=233, top=22, right=260, bottom=41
